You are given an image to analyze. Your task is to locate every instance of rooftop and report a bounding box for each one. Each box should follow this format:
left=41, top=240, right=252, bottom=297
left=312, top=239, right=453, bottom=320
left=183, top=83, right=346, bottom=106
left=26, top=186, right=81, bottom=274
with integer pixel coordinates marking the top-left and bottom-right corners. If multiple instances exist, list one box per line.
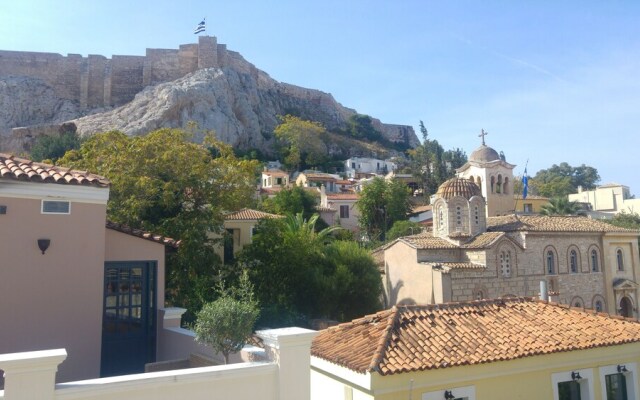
left=0, top=153, right=109, bottom=188
left=106, top=221, right=180, bottom=248
left=487, top=214, right=639, bottom=233
left=224, top=208, right=284, bottom=221
left=311, top=298, right=640, bottom=376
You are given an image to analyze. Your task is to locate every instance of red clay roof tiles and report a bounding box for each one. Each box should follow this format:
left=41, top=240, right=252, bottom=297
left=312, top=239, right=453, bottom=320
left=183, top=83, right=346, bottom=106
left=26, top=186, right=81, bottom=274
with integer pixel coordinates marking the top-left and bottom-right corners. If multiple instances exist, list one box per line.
left=487, top=215, right=639, bottom=233
left=0, top=153, right=109, bottom=187
left=106, top=221, right=180, bottom=248
left=224, top=208, right=284, bottom=221
left=311, top=298, right=640, bottom=376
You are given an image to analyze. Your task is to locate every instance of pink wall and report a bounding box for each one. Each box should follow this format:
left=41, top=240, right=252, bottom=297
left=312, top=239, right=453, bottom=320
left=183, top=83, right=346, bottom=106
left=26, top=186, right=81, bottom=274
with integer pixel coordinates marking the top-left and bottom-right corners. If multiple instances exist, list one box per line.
left=104, top=229, right=166, bottom=314
left=0, top=196, right=106, bottom=382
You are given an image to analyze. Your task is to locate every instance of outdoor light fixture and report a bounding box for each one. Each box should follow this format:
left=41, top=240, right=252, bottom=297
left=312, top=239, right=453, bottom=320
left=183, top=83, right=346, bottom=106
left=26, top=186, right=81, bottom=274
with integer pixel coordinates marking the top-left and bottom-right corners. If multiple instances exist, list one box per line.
left=37, top=238, right=50, bottom=255
left=618, top=365, right=628, bottom=373
left=571, top=371, right=582, bottom=381
left=444, top=390, right=455, bottom=400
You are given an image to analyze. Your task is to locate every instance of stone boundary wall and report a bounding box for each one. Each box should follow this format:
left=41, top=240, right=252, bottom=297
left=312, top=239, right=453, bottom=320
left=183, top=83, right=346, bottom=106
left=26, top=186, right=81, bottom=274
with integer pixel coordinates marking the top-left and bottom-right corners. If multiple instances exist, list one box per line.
left=0, top=36, right=226, bottom=109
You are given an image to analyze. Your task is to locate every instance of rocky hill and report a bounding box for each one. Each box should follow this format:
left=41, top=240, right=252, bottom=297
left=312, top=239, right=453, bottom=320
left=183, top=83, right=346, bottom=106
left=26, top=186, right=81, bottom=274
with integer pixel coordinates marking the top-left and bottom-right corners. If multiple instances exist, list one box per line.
left=0, top=38, right=418, bottom=156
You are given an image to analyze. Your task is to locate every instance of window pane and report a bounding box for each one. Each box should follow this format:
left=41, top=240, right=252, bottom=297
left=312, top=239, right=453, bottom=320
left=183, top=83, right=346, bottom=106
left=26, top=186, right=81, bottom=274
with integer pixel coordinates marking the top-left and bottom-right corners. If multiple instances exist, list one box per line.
left=606, top=373, right=628, bottom=400
left=558, top=381, right=581, bottom=400
left=42, top=200, right=70, bottom=213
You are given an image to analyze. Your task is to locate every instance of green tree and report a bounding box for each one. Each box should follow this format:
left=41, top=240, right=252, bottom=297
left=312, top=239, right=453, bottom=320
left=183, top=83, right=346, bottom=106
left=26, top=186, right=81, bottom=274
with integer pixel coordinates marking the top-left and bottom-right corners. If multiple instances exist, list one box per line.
left=193, top=272, right=259, bottom=364
left=532, top=162, right=600, bottom=197
left=274, top=115, right=328, bottom=170
left=261, top=186, right=318, bottom=220
left=540, top=197, right=581, bottom=216
left=607, top=211, right=640, bottom=230
left=357, top=177, right=411, bottom=242
left=386, top=220, right=422, bottom=241
left=347, top=114, right=382, bottom=141
left=30, top=129, right=83, bottom=163
left=58, top=128, right=259, bottom=317
left=407, top=121, right=467, bottom=198
left=323, top=241, right=382, bottom=321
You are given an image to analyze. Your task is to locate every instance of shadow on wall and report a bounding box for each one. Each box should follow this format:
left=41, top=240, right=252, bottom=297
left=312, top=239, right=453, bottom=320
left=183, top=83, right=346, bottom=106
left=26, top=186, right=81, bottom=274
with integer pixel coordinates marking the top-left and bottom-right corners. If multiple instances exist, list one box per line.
left=397, top=298, right=417, bottom=306
left=384, top=276, right=404, bottom=308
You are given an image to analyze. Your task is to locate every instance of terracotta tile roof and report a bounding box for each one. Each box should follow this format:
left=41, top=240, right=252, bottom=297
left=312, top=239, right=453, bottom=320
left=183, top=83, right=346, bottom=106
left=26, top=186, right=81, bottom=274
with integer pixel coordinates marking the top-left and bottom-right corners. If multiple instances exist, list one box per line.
left=311, top=298, right=640, bottom=376
left=410, top=204, right=432, bottom=214
left=0, top=153, right=109, bottom=187
left=460, top=232, right=504, bottom=248
left=419, top=262, right=485, bottom=270
left=401, top=232, right=459, bottom=249
left=488, top=214, right=639, bottom=233
left=400, top=231, right=503, bottom=250
left=106, top=221, right=180, bottom=248
left=224, top=208, right=284, bottom=221
left=336, top=180, right=353, bottom=185
left=262, top=170, right=289, bottom=177
left=326, top=193, right=359, bottom=200
left=303, top=172, right=336, bottom=181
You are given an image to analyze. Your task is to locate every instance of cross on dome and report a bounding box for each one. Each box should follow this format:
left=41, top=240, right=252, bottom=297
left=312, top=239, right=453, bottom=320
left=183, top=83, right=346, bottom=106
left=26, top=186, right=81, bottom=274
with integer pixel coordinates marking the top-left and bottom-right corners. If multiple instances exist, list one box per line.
left=479, top=129, right=488, bottom=145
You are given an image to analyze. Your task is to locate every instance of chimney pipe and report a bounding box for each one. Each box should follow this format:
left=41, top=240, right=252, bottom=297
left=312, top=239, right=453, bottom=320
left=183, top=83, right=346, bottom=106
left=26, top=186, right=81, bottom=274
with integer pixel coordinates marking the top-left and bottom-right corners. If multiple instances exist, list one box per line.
left=540, top=280, right=549, bottom=301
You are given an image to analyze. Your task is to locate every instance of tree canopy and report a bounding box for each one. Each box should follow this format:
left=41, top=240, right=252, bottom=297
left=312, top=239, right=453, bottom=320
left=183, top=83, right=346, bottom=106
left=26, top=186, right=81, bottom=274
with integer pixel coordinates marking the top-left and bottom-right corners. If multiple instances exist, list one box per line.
left=238, top=213, right=381, bottom=326
left=406, top=121, right=467, bottom=198
left=30, top=129, right=83, bottom=163
left=274, top=115, right=328, bottom=170
left=193, top=272, right=259, bottom=364
left=531, top=162, right=600, bottom=198
left=58, top=128, right=259, bottom=316
left=356, top=177, right=411, bottom=242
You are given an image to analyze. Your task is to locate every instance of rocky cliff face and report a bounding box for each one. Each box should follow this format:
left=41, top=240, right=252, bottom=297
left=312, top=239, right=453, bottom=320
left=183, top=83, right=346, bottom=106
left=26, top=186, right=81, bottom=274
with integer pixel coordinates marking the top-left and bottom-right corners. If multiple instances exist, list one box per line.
left=1, top=48, right=419, bottom=155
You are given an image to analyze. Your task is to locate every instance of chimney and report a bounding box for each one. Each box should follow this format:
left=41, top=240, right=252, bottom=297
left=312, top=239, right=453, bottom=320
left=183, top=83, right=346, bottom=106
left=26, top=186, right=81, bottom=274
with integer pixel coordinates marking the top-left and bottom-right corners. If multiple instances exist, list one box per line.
left=540, top=280, right=549, bottom=301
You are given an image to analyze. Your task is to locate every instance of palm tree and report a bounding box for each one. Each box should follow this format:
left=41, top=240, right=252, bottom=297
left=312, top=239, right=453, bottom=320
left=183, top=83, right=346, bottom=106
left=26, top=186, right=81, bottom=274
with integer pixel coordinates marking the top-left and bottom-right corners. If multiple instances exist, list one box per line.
left=283, top=213, right=342, bottom=245
left=540, top=197, right=581, bottom=216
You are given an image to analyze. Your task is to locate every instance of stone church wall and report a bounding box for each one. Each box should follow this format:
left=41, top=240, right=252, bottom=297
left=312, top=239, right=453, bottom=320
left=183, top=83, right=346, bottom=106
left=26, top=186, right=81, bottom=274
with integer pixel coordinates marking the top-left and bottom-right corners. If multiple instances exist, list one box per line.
left=0, top=36, right=228, bottom=110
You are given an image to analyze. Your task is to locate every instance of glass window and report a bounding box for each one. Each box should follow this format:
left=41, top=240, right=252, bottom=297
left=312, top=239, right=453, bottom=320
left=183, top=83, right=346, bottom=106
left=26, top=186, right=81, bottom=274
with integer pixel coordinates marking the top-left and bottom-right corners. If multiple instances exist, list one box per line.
left=42, top=200, right=70, bottom=214
left=617, top=250, right=625, bottom=271
left=595, top=300, right=603, bottom=312
left=606, top=373, right=628, bottom=400
left=524, top=203, right=533, bottom=213
left=570, top=250, right=578, bottom=273
left=340, top=205, right=349, bottom=219
left=558, top=381, right=582, bottom=400
left=547, top=250, right=556, bottom=274
left=500, top=251, right=511, bottom=278
left=591, top=250, right=599, bottom=272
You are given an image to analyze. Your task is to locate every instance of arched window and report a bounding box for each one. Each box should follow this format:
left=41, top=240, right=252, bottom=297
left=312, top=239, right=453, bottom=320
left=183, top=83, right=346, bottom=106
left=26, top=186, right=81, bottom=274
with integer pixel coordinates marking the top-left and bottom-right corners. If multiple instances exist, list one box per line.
left=496, top=174, right=502, bottom=194
left=546, top=250, right=556, bottom=274
left=476, top=176, right=481, bottom=188
left=500, top=251, right=511, bottom=278
left=475, top=290, right=484, bottom=300
left=490, top=176, right=495, bottom=193
left=438, top=205, right=444, bottom=230
left=503, top=177, right=509, bottom=194
left=474, top=205, right=479, bottom=225
left=455, top=205, right=462, bottom=230
left=571, top=297, right=584, bottom=308
left=570, top=250, right=578, bottom=273
left=590, top=249, right=599, bottom=272
left=617, top=249, right=625, bottom=271
left=595, top=300, right=603, bottom=312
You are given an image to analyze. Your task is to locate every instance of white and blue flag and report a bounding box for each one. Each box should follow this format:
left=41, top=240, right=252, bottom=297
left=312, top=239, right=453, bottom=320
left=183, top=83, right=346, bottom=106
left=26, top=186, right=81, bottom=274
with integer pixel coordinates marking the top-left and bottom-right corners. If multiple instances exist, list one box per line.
left=194, top=18, right=206, bottom=34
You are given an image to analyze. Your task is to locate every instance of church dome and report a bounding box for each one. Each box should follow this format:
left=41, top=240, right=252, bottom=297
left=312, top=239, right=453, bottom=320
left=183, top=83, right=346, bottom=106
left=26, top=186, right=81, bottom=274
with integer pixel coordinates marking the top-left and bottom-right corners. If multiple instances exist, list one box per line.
left=469, top=145, right=500, bottom=163
left=436, top=177, right=482, bottom=200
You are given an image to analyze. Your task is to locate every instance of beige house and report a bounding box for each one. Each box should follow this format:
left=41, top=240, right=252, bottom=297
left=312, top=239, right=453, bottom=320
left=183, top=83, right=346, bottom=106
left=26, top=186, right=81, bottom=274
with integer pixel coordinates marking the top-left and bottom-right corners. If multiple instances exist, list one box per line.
left=218, top=208, right=283, bottom=264
left=319, top=186, right=360, bottom=233
left=0, top=154, right=177, bottom=382
left=569, top=183, right=640, bottom=219
left=260, top=169, right=289, bottom=197
left=311, top=298, right=640, bottom=400
left=383, top=177, right=640, bottom=317
left=296, top=171, right=338, bottom=193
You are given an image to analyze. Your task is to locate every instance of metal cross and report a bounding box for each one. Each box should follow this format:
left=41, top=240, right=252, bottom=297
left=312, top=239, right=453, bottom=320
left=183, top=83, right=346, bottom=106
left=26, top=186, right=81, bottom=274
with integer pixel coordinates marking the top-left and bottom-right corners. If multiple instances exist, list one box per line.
left=479, top=129, right=488, bottom=145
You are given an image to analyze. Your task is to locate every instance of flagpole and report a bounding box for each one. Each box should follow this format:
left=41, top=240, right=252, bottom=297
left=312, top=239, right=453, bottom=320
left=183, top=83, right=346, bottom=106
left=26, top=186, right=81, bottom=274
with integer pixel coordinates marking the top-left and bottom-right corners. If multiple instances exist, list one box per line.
left=513, top=159, right=529, bottom=216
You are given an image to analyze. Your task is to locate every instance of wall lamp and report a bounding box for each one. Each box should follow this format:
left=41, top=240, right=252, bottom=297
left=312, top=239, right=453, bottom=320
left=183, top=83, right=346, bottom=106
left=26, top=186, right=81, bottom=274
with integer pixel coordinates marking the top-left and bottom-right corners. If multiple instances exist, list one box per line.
left=37, top=238, right=51, bottom=255
left=571, top=371, right=582, bottom=381
left=444, top=390, right=455, bottom=400
left=618, top=365, right=628, bottom=373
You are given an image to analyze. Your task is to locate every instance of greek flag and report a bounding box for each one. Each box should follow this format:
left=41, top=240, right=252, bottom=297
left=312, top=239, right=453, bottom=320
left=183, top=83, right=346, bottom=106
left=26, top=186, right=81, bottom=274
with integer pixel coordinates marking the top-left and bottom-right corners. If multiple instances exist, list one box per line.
left=522, top=166, right=528, bottom=199
left=194, top=18, right=206, bottom=34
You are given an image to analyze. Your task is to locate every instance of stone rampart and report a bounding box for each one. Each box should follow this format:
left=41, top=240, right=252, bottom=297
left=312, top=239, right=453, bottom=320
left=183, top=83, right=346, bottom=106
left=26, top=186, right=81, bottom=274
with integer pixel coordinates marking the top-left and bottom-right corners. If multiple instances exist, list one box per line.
left=0, top=36, right=228, bottom=110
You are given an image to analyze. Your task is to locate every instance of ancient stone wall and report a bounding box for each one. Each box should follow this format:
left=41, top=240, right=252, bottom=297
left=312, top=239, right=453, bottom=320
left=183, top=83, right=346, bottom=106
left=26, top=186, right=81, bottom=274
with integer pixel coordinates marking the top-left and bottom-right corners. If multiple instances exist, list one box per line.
left=0, top=36, right=228, bottom=110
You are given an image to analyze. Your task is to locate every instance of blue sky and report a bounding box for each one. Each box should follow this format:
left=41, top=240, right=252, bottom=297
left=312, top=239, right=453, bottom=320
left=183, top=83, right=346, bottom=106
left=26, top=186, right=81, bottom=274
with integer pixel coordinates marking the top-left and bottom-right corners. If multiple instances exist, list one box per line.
left=2, top=1, right=639, bottom=193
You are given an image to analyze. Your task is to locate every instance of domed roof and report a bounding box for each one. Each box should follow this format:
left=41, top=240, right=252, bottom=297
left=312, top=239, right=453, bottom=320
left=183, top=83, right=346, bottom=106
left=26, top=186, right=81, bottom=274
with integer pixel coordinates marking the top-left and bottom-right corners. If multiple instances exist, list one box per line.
left=436, top=178, right=482, bottom=200
left=469, top=145, right=501, bottom=163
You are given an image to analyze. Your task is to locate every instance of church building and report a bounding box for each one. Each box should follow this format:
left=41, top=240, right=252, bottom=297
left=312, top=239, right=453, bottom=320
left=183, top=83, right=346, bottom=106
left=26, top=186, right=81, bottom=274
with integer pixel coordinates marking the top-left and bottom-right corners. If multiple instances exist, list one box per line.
left=382, top=137, right=640, bottom=318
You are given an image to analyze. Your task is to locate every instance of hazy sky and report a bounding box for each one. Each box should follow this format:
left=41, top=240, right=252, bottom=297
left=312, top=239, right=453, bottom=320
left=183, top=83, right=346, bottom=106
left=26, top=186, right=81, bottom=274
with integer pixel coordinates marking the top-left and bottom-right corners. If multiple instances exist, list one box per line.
left=2, top=1, right=639, bottom=192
